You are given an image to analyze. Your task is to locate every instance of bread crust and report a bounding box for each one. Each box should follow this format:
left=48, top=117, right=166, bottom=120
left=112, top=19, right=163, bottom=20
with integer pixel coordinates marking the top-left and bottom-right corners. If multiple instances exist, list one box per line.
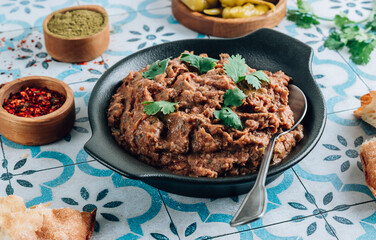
left=360, top=138, right=376, bottom=198
left=0, top=195, right=96, bottom=240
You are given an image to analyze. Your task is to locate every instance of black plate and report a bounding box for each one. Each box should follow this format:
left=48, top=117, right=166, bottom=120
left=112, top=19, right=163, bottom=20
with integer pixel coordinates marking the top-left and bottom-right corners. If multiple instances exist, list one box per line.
left=84, top=28, right=326, bottom=198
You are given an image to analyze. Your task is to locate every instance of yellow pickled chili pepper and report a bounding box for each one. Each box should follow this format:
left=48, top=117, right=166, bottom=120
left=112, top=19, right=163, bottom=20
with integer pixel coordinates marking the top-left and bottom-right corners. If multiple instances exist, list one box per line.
left=203, top=8, right=223, bottom=15
left=222, top=3, right=269, bottom=18
left=181, top=0, right=218, bottom=12
left=220, top=0, right=275, bottom=11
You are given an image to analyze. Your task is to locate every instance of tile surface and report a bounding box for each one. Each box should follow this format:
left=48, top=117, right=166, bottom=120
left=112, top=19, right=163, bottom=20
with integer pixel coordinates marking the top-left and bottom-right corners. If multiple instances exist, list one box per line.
left=1, top=0, right=376, bottom=239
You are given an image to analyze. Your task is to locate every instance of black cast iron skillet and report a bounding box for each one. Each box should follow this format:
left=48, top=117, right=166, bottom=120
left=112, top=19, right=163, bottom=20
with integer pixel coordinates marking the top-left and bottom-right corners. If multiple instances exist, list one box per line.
left=84, top=28, right=326, bottom=198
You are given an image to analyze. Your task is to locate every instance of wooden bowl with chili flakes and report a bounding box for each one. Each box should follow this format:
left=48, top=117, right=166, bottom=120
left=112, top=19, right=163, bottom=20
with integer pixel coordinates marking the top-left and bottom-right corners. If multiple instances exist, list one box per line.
left=43, top=5, right=109, bottom=63
left=171, top=0, right=286, bottom=38
left=0, top=76, right=75, bottom=146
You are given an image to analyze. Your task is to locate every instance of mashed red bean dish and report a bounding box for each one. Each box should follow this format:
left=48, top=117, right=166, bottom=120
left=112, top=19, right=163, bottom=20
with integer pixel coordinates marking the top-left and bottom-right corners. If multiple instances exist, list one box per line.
left=107, top=52, right=304, bottom=178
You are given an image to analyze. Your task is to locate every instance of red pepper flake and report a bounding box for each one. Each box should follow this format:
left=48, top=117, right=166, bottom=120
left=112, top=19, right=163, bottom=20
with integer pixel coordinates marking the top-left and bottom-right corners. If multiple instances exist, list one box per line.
left=7, top=47, right=12, bottom=50
left=20, top=40, right=26, bottom=44
left=79, top=86, right=85, bottom=91
left=99, top=61, right=104, bottom=65
left=45, top=59, right=52, bottom=63
left=3, top=86, right=66, bottom=118
left=1, top=37, right=5, bottom=42
left=76, top=62, right=87, bottom=65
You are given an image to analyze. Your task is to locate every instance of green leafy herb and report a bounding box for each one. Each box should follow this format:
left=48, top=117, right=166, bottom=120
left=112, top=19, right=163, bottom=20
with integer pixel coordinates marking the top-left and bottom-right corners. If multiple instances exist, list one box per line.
left=214, top=107, right=243, bottom=130
left=286, top=10, right=320, bottom=29
left=245, top=71, right=270, bottom=89
left=142, top=101, right=178, bottom=115
left=223, top=54, right=248, bottom=83
left=366, top=14, right=376, bottom=31
left=142, top=58, right=169, bottom=79
left=214, top=88, right=246, bottom=130
left=180, top=53, right=218, bottom=74
left=223, top=88, right=246, bottom=107
left=224, top=54, right=269, bottom=89
left=288, top=0, right=376, bottom=65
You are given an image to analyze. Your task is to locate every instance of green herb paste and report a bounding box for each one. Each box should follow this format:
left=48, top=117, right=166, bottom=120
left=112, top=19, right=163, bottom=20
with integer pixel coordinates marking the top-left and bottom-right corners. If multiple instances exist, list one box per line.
left=47, top=9, right=106, bottom=38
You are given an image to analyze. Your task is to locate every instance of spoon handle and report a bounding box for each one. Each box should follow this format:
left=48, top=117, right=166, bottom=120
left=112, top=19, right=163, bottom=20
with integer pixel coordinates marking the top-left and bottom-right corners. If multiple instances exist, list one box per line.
left=230, top=134, right=279, bottom=227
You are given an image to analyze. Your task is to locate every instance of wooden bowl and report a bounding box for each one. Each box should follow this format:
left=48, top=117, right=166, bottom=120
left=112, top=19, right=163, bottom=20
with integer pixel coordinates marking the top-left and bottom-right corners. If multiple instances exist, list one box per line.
left=171, top=0, right=286, bottom=38
left=43, top=5, right=109, bottom=63
left=0, top=76, right=75, bottom=146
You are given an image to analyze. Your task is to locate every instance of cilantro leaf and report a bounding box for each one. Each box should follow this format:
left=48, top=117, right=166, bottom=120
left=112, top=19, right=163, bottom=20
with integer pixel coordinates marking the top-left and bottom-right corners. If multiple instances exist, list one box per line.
left=324, top=31, right=345, bottom=50
left=333, top=14, right=353, bottom=28
left=297, top=0, right=312, bottom=13
left=286, top=10, right=319, bottom=29
left=214, top=107, right=242, bottom=130
left=142, top=58, right=169, bottom=79
left=223, top=54, right=248, bottom=83
left=366, top=14, right=376, bottom=31
left=245, top=70, right=270, bottom=89
left=180, top=53, right=218, bottom=74
left=142, top=101, right=178, bottom=115
left=347, top=39, right=376, bottom=65
left=223, top=88, right=246, bottom=107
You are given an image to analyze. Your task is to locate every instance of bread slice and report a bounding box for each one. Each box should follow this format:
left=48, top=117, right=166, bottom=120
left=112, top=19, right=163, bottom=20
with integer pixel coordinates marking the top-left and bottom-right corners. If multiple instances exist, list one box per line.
left=0, top=195, right=96, bottom=240
left=360, top=137, right=376, bottom=198
left=354, top=91, right=376, bottom=128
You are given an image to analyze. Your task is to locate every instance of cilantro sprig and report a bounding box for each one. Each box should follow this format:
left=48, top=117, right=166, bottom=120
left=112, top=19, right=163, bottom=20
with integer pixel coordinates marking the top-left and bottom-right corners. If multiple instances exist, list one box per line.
left=142, top=101, right=178, bottom=115
left=287, top=0, right=376, bottom=65
left=142, top=58, right=170, bottom=79
left=224, top=54, right=269, bottom=89
left=180, top=53, right=218, bottom=74
left=214, top=88, right=246, bottom=130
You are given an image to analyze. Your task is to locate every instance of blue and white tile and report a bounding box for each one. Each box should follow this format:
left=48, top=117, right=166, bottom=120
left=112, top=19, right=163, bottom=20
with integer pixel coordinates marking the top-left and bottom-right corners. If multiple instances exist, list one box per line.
left=162, top=168, right=316, bottom=239
left=294, top=110, right=375, bottom=211
left=77, top=0, right=171, bottom=17
left=277, top=17, right=370, bottom=114
left=214, top=214, right=338, bottom=240
left=341, top=51, right=376, bottom=91
left=0, top=0, right=78, bottom=31
left=325, top=201, right=376, bottom=240
left=311, top=0, right=373, bottom=23
left=104, top=7, right=208, bottom=67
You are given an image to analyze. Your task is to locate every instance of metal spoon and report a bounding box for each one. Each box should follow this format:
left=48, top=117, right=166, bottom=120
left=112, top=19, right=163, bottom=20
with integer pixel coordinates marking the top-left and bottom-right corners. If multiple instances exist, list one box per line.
left=230, top=84, right=307, bottom=227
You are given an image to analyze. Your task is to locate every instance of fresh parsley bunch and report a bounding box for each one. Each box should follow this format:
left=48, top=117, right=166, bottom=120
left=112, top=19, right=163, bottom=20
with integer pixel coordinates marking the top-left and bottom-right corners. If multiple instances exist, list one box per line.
left=287, top=0, right=376, bottom=65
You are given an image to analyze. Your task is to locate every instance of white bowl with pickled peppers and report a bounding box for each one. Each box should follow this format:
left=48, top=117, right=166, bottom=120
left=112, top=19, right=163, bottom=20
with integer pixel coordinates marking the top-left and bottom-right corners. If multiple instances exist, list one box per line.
left=171, top=0, right=286, bottom=37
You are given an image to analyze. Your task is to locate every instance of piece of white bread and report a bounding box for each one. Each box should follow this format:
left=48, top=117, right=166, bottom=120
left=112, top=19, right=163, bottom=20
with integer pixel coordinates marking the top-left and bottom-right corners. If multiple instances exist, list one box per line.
left=354, top=91, right=376, bottom=128
left=360, top=137, right=376, bottom=198
left=0, top=195, right=96, bottom=240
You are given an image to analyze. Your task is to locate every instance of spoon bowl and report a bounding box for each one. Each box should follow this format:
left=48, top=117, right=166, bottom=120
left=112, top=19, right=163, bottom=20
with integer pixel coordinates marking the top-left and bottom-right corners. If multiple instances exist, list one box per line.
left=230, top=84, right=307, bottom=227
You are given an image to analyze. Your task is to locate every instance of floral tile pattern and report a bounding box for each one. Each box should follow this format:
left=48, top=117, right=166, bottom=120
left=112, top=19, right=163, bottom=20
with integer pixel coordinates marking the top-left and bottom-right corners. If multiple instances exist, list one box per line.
left=1, top=0, right=376, bottom=239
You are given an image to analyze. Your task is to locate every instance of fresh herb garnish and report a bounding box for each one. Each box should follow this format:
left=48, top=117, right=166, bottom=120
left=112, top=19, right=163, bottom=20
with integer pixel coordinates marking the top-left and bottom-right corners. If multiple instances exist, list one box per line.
left=286, top=0, right=320, bottom=29
left=180, top=53, right=218, bottom=74
left=142, top=58, right=170, bottom=79
left=223, top=88, right=247, bottom=107
left=224, top=54, right=269, bottom=89
left=223, top=54, right=248, bottom=83
left=214, top=107, right=243, bottom=130
left=287, top=0, right=376, bottom=65
left=142, top=101, right=178, bottom=115
left=214, top=88, right=246, bottom=130
left=245, top=71, right=270, bottom=89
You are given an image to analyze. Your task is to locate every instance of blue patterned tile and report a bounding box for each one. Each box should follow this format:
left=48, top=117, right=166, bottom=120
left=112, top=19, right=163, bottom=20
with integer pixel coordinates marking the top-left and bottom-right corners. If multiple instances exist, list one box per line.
left=162, top=168, right=315, bottom=239
left=325, top=201, right=376, bottom=240
left=214, top=214, right=337, bottom=240
left=0, top=0, right=78, bottom=31
left=103, top=7, right=208, bottom=67
left=77, top=0, right=171, bottom=16
left=294, top=110, right=375, bottom=211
